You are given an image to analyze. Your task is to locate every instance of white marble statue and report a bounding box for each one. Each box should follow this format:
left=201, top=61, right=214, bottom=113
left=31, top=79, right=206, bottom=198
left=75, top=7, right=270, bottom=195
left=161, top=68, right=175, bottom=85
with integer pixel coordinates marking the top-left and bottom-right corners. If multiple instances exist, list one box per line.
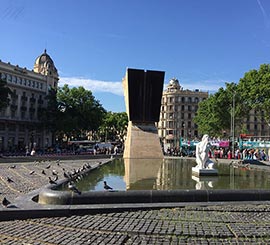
left=195, top=134, right=214, bottom=169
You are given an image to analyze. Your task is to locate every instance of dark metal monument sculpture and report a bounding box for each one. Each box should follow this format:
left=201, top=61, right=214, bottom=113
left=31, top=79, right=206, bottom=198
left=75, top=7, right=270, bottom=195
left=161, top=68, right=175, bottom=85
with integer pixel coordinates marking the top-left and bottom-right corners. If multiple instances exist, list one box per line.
left=122, top=68, right=165, bottom=159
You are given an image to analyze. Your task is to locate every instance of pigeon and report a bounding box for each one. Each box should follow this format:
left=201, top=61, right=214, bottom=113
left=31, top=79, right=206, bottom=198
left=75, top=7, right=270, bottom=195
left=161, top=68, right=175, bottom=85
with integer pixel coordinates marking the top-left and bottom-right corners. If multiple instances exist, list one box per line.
left=103, top=181, right=113, bottom=190
left=7, top=177, right=14, bottom=183
left=52, top=170, right=58, bottom=175
left=48, top=176, right=57, bottom=185
left=9, top=165, right=16, bottom=169
left=29, top=170, right=35, bottom=175
left=45, top=164, right=51, bottom=169
left=53, top=175, right=58, bottom=181
left=41, top=170, right=46, bottom=175
left=68, top=182, right=81, bottom=194
left=2, top=197, right=11, bottom=207
left=63, top=172, right=70, bottom=179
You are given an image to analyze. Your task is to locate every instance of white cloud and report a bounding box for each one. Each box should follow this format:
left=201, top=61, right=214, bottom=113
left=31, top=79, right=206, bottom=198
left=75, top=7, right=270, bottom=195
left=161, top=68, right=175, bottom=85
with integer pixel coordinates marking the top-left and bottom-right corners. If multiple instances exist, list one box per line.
left=59, top=76, right=229, bottom=97
left=181, top=79, right=228, bottom=92
left=59, top=77, right=124, bottom=96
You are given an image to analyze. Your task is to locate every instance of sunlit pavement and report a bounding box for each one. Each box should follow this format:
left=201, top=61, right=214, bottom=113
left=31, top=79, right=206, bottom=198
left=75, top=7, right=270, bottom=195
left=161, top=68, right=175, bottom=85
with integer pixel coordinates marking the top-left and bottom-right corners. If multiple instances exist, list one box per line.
left=1, top=156, right=270, bottom=244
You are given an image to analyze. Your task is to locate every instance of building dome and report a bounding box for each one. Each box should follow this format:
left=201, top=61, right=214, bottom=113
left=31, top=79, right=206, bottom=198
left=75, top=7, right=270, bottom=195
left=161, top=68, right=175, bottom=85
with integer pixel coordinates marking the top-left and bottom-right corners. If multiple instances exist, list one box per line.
left=33, top=49, right=58, bottom=76
left=167, top=78, right=181, bottom=90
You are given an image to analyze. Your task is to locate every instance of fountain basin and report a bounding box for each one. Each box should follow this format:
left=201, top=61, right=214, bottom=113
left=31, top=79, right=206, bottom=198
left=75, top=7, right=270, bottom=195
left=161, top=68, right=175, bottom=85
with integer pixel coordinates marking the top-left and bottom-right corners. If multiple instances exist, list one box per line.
left=38, top=187, right=270, bottom=205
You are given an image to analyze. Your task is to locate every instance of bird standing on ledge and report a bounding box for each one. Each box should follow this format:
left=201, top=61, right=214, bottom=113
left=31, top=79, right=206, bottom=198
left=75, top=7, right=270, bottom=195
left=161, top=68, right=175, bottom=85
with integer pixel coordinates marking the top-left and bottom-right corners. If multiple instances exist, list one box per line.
left=68, top=181, right=81, bottom=194
left=103, top=181, right=113, bottom=190
left=2, top=197, right=11, bottom=207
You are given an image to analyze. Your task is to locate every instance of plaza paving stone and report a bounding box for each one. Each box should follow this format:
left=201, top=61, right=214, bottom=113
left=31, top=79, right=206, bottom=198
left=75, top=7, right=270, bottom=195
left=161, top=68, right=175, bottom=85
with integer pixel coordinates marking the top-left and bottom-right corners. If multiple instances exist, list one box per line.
left=0, top=156, right=270, bottom=244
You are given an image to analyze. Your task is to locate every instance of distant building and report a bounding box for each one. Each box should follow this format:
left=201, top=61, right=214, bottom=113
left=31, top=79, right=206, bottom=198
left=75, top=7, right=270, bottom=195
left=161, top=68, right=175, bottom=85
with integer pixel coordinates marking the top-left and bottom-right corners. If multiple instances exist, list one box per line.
left=241, top=109, right=270, bottom=139
left=0, top=50, right=58, bottom=153
left=157, top=78, right=208, bottom=148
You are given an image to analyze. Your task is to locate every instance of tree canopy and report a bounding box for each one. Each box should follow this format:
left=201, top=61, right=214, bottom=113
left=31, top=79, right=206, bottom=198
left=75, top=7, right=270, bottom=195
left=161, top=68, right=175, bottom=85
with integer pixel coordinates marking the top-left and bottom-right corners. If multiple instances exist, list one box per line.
left=98, top=112, right=128, bottom=142
left=56, top=84, right=106, bottom=140
left=194, top=64, right=270, bottom=137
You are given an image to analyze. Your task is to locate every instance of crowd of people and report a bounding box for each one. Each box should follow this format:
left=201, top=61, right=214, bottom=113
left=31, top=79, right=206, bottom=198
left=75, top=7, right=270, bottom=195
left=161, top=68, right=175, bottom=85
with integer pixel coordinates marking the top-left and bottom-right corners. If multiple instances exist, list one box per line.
left=165, top=146, right=269, bottom=162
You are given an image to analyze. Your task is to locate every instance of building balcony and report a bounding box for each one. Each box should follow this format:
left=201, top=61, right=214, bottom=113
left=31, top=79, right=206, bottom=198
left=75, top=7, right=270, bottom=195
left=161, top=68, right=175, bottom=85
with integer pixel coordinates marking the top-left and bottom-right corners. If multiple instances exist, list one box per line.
left=21, top=96, right=28, bottom=102
left=11, top=94, right=18, bottom=100
left=10, top=105, right=18, bottom=111
left=38, top=99, right=44, bottom=104
left=30, top=97, right=36, bottom=103
left=29, top=107, right=35, bottom=113
left=20, top=106, right=27, bottom=111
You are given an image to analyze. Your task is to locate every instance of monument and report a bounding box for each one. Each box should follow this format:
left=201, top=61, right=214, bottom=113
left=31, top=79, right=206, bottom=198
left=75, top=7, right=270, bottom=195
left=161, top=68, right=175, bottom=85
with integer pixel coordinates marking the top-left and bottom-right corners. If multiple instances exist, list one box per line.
left=123, top=68, right=165, bottom=159
left=192, top=134, right=218, bottom=176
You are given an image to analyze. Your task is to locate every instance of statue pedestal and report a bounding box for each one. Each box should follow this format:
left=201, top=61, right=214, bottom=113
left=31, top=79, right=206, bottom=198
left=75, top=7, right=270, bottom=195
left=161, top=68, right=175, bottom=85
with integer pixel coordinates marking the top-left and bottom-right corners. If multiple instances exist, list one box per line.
left=123, top=122, right=163, bottom=159
left=192, top=167, right=218, bottom=176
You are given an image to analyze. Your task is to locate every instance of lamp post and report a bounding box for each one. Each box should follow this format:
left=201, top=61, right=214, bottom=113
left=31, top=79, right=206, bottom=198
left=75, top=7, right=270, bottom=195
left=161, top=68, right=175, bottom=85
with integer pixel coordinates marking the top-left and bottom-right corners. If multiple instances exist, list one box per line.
left=231, top=92, right=236, bottom=158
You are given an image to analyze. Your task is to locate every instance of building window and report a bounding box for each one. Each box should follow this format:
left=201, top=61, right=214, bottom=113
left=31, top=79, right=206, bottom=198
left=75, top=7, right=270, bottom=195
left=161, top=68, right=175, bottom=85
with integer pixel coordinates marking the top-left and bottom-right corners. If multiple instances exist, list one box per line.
left=181, top=97, right=185, bottom=103
left=1, top=73, right=7, bottom=80
left=19, top=125, right=25, bottom=132
left=181, top=105, right=185, bottom=111
left=11, top=110, right=16, bottom=118
left=21, top=111, right=25, bottom=119
left=12, top=76, right=17, bottom=83
left=8, top=124, right=16, bottom=132
left=0, top=123, right=5, bottom=131
left=7, top=74, right=11, bottom=82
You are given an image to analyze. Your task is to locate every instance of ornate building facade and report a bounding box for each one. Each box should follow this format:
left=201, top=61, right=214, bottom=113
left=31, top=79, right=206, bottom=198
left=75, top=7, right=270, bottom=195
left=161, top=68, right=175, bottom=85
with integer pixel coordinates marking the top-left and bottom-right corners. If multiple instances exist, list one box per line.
left=157, top=78, right=208, bottom=148
left=0, top=50, right=58, bottom=153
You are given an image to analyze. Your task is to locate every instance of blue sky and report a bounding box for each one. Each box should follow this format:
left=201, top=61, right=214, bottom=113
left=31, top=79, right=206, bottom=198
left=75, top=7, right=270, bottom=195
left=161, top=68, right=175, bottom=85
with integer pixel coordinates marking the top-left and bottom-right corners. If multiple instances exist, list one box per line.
left=1, top=0, right=270, bottom=112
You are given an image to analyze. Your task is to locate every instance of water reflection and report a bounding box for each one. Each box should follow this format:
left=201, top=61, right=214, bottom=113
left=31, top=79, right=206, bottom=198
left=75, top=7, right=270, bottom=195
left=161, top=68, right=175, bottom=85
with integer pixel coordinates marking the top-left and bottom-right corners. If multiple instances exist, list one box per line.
left=69, top=158, right=270, bottom=191
left=191, top=175, right=218, bottom=190
left=124, top=158, right=162, bottom=189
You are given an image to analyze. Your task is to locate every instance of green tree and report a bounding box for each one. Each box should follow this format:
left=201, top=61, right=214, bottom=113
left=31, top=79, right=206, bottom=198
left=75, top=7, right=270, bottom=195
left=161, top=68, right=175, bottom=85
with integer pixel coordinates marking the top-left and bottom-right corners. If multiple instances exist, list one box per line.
left=238, top=64, right=270, bottom=125
left=57, top=84, right=106, bottom=140
left=194, top=64, right=270, bottom=137
left=0, top=78, right=12, bottom=110
left=194, top=82, right=240, bottom=137
left=37, top=88, right=61, bottom=144
left=98, top=112, right=128, bottom=142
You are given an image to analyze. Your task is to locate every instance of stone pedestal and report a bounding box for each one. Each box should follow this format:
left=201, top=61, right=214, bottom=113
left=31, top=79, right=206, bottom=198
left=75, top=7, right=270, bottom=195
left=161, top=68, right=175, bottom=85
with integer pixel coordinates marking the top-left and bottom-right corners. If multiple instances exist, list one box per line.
left=123, top=122, right=163, bottom=159
left=192, top=167, right=218, bottom=176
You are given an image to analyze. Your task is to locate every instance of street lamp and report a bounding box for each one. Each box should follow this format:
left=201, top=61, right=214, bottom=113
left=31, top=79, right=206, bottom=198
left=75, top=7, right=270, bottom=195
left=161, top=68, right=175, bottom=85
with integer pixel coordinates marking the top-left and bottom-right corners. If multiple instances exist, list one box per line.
left=231, top=92, right=236, bottom=158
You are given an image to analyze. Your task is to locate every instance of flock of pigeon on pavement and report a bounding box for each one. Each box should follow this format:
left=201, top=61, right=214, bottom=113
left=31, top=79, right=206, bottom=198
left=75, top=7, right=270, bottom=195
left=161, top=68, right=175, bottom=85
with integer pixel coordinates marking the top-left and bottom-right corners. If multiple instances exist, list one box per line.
left=0, top=159, right=113, bottom=208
